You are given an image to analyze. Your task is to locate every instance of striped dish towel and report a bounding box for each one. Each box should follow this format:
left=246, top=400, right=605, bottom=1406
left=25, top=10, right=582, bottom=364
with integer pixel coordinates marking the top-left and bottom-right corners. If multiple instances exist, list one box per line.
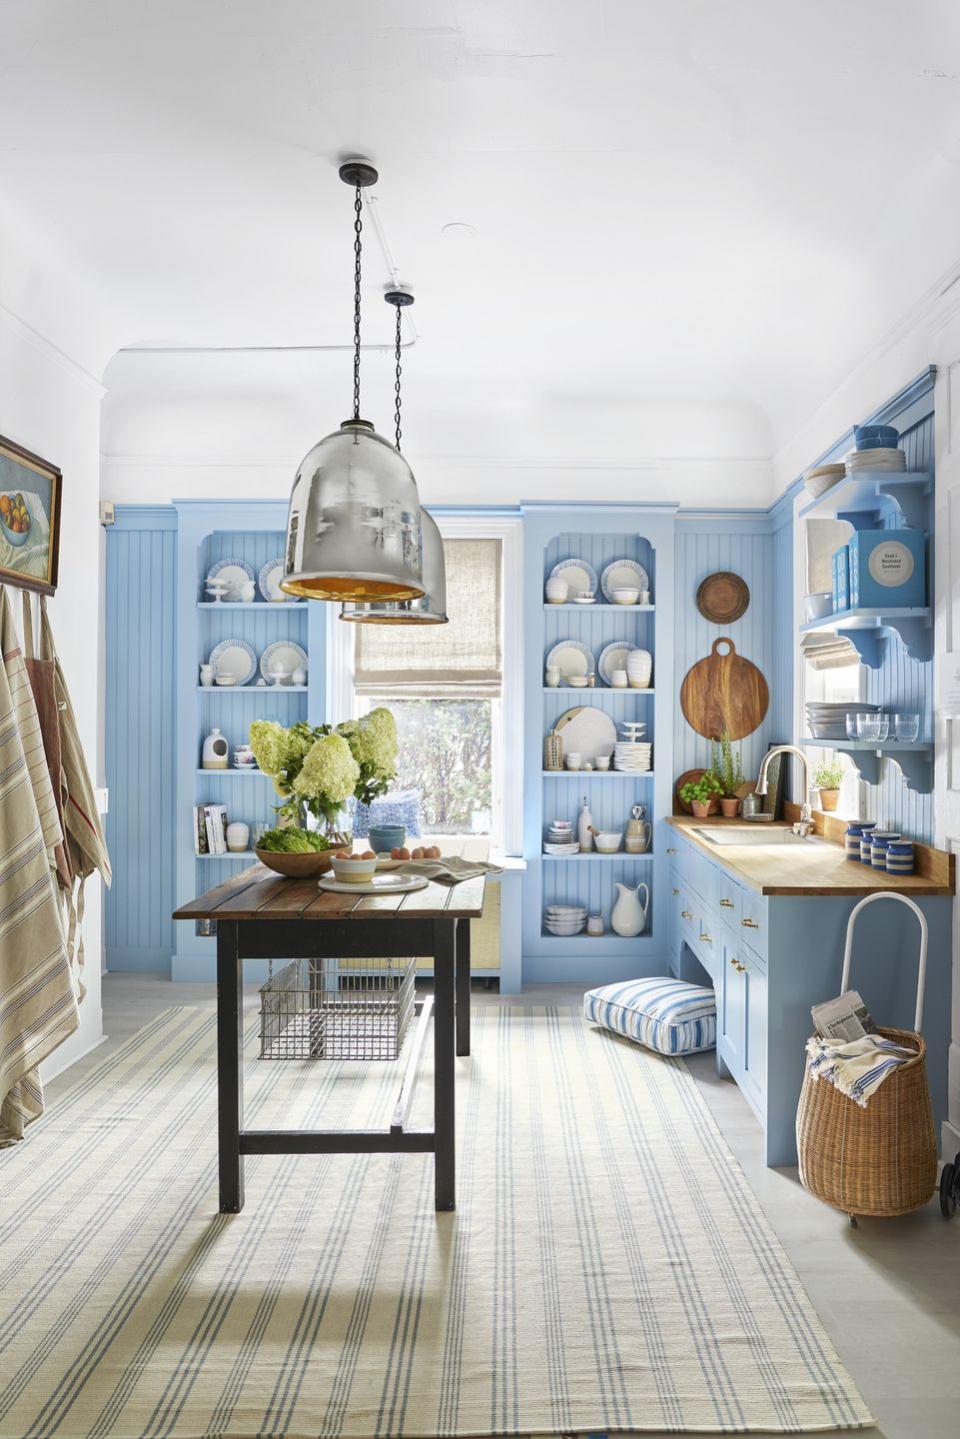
left=805, top=1033, right=916, bottom=1107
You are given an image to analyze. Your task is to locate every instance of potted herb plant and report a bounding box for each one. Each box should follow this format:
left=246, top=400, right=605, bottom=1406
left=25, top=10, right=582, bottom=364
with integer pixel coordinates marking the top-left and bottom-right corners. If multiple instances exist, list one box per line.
left=679, top=771, right=722, bottom=819
left=711, top=730, right=744, bottom=818
left=812, top=759, right=844, bottom=812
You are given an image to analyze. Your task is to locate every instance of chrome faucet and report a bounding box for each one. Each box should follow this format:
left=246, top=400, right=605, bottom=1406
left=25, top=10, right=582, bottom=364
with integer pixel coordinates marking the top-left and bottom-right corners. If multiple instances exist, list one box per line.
left=755, top=744, right=814, bottom=836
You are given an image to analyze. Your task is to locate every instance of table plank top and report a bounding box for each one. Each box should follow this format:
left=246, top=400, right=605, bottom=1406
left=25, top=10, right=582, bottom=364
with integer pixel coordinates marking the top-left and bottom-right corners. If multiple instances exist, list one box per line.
left=174, top=864, right=487, bottom=921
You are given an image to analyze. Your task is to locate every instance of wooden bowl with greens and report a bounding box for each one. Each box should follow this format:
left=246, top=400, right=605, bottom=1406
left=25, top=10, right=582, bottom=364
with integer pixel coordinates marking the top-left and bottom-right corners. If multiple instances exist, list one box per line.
left=255, top=828, right=349, bottom=879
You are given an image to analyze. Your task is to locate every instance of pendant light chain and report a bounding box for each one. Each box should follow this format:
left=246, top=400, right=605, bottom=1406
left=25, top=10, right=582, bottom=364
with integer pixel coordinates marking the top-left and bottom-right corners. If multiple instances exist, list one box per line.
left=393, top=301, right=403, bottom=450
left=352, top=182, right=363, bottom=421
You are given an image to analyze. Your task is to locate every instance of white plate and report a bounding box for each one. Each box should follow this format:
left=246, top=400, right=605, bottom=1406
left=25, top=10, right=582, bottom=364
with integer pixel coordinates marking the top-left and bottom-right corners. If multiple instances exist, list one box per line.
left=316, top=874, right=429, bottom=895
left=600, top=558, right=649, bottom=602
left=258, top=557, right=299, bottom=603
left=207, top=557, right=255, bottom=601
left=208, top=638, right=257, bottom=685
left=597, top=642, right=640, bottom=686
left=260, top=640, right=308, bottom=683
left=549, top=557, right=599, bottom=598
left=554, top=706, right=617, bottom=764
left=545, top=639, right=594, bottom=682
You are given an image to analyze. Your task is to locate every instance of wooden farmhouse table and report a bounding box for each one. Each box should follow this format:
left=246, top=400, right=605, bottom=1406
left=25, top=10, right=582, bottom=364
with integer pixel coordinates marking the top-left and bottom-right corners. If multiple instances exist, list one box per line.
left=173, top=863, right=487, bottom=1213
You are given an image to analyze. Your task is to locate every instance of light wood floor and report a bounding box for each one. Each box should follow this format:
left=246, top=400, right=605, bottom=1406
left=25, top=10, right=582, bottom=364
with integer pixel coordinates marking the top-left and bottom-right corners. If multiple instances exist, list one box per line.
left=48, top=974, right=960, bottom=1439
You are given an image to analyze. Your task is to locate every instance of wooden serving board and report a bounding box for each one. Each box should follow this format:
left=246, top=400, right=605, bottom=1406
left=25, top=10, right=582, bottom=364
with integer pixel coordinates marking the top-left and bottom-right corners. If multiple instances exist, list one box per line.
left=680, top=636, right=769, bottom=740
left=674, top=768, right=720, bottom=815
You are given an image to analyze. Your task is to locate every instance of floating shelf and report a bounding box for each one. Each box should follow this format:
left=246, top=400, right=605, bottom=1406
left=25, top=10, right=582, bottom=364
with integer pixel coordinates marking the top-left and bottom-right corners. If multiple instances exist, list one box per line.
left=196, top=686, right=308, bottom=694
left=541, top=686, right=654, bottom=695
left=196, top=850, right=256, bottom=860
left=798, top=737, right=933, bottom=791
left=799, top=606, right=932, bottom=667
left=799, top=471, right=932, bottom=528
left=542, top=603, right=655, bottom=612
left=195, top=768, right=270, bottom=778
left=541, top=851, right=653, bottom=861
left=542, top=770, right=654, bottom=779
left=197, top=601, right=305, bottom=610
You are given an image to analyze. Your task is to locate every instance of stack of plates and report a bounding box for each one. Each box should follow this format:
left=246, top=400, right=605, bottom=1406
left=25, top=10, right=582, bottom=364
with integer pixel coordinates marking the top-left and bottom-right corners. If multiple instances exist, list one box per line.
left=544, top=821, right=578, bottom=855
left=544, top=904, right=587, bottom=936
left=803, top=462, right=845, bottom=499
left=845, top=447, right=905, bottom=474
left=613, top=742, right=653, bottom=772
left=805, top=700, right=880, bottom=740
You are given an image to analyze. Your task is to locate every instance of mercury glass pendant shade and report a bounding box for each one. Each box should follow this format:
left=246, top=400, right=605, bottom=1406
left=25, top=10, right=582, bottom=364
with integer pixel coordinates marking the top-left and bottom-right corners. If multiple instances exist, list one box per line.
left=340, top=507, right=448, bottom=624
left=280, top=419, right=425, bottom=601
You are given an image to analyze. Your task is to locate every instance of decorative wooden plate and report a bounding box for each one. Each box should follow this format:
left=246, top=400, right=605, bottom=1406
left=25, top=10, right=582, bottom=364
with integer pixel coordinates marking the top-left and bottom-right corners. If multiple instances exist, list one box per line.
left=674, top=769, right=721, bottom=815
left=696, top=571, right=750, bottom=625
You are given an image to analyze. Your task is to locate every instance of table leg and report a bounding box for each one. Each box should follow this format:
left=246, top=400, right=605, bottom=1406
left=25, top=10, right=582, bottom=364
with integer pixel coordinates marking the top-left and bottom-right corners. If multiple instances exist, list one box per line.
left=455, top=917, right=471, bottom=1057
left=433, top=918, right=456, bottom=1211
left=217, top=920, right=245, bottom=1212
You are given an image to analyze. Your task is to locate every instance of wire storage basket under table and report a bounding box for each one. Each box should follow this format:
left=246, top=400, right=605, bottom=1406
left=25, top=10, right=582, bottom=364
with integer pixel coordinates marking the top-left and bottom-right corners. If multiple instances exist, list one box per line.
left=259, top=956, right=416, bottom=1062
left=797, top=892, right=938, bottom=1222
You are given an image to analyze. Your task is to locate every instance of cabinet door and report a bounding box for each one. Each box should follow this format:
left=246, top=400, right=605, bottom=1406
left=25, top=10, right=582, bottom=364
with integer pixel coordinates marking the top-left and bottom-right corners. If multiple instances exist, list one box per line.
left=720, top=936, right=745, bottom=1077
left=741, top=949, right=768, bottom=1108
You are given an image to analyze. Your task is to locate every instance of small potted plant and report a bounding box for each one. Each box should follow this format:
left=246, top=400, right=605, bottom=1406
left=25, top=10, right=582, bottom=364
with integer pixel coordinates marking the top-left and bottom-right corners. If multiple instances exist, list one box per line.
left=812, top=759, right=844, bottom=812
left=679, top=771, right=722, bottom=819
left=711, top=731, right=744, bottom=818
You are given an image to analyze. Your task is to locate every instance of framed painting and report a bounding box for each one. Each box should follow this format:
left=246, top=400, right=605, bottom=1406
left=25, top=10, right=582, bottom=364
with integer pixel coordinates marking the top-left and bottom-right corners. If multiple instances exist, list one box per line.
left=0, top=435, right=61, bottom=596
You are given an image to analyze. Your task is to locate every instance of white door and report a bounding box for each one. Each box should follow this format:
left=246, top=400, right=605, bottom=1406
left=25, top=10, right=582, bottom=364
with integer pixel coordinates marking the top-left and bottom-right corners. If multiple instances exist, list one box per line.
left=934, top=320, right=960, bottom=1154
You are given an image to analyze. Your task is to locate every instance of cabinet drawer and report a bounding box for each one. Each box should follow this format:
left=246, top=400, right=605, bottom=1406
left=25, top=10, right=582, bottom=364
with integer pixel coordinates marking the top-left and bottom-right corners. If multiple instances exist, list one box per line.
left=715, top=874, right=740, bottom=925
left=738, top=888, right=767, bottom=958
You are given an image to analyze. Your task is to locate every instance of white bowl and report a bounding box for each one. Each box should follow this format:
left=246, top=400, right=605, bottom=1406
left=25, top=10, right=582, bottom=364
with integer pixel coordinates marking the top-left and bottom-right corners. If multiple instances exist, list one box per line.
left=804, top=591, right=833, bottom=622
left=331, top=855, right=379, bottom=885
left=567, top=675, right=589, bottom=688
left=594, top=831, right=622, bottom=853
left=611, top=588, right=639, bottom=605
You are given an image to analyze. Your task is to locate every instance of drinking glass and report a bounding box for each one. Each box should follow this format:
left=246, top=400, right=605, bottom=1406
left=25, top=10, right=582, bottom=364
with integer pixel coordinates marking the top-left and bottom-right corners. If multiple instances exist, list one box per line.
left=857, top=712, right=881, bottom=742
left=895, top=712, right=920, bottom=742
left=845, top=713, right=858, bottom=739
left=875, top=714, right=890, bottom=742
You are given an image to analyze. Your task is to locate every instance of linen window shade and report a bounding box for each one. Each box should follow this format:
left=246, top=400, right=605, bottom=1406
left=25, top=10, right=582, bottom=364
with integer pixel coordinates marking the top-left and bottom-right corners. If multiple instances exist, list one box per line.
left=354, top=538, right=502, bottom=696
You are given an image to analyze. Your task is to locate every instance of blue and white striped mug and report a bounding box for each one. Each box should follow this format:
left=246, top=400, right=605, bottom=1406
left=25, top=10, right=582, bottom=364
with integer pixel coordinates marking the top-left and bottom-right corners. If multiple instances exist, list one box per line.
left=885, top=840, right=914, bottom=875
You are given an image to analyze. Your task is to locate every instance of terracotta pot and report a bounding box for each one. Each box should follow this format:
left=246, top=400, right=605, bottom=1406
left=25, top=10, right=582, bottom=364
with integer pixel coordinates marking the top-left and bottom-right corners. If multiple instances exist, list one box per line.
left=818, top=788, right=841, bottom=812
left=719, top=796, right=740, bottom=818
left=691, top=800, right=712, bottom=819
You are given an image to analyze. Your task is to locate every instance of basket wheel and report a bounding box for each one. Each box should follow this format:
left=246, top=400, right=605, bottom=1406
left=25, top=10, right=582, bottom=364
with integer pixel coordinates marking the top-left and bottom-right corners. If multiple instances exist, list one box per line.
left=940, top=1157, right=959, bottom=1218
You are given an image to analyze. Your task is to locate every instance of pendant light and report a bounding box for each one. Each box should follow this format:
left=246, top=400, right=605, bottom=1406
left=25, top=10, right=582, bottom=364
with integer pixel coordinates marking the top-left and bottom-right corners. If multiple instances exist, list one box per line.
left=340, top=289, right=449, bottom=625
left=280, top=162, right=425, bottom=602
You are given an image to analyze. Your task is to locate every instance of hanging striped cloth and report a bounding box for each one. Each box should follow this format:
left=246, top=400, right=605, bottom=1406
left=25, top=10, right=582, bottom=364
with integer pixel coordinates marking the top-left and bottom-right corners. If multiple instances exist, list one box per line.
left=0, top=587, right=77, bottom=1144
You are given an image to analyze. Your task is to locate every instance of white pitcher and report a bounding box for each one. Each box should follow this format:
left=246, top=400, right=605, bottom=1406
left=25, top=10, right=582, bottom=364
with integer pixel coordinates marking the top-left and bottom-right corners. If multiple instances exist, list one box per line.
left=611, top=881, right=649, bottom=937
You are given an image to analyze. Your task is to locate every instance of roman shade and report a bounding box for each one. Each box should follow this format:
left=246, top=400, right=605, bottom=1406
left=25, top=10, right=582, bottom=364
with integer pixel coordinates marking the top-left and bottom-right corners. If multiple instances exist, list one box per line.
left=354, top=538, right=502, bottom=696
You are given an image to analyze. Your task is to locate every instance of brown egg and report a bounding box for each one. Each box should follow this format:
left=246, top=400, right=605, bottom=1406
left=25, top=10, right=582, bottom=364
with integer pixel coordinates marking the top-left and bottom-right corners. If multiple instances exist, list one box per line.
left=390, top=847, right=401, bottom=860
left=361, top=849, right=376, bottom=860
left=412, top=847, right=424, bottom=860
left=398, top=847, right=410, bottom=861
left=427, top=845, right=442, bottom=859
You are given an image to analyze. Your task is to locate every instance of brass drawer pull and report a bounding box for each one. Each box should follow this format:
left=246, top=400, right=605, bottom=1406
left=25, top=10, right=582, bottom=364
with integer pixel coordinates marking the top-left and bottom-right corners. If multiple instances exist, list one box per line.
left=681, top=909, right=693, bottom=920
left=741, top=917, right=759, bottom=929
left=672, top=887, right=680, bottom=896
left=699, top=932, right=712, bottom=945
left=719, top=898, right=734, bottom=908
left=666, top=847, right=678, bottom=855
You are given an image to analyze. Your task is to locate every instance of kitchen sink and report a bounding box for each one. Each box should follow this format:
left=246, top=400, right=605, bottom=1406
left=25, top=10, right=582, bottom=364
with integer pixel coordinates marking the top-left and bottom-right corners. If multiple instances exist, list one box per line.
left=693, top=826, right=821, bottom=847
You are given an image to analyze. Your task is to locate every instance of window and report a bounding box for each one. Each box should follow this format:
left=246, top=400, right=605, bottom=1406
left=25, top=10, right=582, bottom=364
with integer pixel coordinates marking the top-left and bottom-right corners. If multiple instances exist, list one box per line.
left=338, top=528, right=519, bottom=848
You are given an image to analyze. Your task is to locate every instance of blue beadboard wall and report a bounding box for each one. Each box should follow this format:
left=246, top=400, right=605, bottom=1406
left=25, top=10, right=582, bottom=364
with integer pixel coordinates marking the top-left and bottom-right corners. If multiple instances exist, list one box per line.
left=797, top=370, right=935, bottom=841
left=674, top=514, right=791, bottom=792
left=104, top=509, right=178, bottom=970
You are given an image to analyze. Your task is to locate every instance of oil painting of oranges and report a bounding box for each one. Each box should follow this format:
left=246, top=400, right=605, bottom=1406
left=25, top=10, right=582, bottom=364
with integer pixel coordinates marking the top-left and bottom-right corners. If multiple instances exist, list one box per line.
left=0, top=435, right=61, bottom=595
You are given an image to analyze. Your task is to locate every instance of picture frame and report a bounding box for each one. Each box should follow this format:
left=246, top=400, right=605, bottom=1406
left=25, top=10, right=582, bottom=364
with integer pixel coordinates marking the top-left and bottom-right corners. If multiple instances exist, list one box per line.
left=0, top=434, right=62, bottom=596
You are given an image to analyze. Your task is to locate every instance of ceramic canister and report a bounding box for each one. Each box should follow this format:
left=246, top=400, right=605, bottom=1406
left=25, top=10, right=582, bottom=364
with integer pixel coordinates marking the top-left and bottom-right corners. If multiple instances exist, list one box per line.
left=846, top=821, right=874, bottom=860
left=885, top=840, right=914, bottom=874
left=870, top=831, right=900, bottom=870
left=859, top=824, right=879, bottom=864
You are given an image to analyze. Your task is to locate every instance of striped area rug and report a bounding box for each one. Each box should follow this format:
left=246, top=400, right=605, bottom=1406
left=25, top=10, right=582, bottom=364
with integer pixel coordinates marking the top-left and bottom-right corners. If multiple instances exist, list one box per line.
left=0, top=1005, right=872, bottom=1436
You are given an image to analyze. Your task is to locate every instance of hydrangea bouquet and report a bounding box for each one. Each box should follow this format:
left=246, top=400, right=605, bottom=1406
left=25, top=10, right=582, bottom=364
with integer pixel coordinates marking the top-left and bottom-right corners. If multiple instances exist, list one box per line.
left=249, top=708, right=397, bottom=842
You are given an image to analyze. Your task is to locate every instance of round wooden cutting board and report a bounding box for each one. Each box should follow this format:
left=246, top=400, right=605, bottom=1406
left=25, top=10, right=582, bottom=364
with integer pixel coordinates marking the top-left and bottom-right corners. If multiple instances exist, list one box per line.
left=696, top=570, right=750, bottom=624
left=680, top=636, right=769, bottom=740
left=674, top=768, right=720, bottom=815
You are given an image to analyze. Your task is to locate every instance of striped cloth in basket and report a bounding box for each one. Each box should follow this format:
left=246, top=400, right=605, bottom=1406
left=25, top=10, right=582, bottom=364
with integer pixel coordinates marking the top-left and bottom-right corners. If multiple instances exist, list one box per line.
left=584, top=976, right=716, bottom=1056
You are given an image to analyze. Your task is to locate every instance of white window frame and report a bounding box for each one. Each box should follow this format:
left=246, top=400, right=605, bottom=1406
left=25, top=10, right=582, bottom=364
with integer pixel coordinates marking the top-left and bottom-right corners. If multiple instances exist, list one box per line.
left=326, top=511, right=523, bottom=856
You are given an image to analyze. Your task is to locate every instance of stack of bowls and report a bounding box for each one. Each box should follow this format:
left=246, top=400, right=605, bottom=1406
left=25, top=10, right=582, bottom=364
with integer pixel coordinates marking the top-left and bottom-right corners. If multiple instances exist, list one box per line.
left=804, top=462, right=845, bottom=499
left=846, top=426, right=904, bottom=475
left=368, top=823, right=407, bottom=854
left=626, top=649, right=653, bottom=688
left=544, top=820, right=579, bottom=856
left=805, top=700, right=880, bottom=741
left=544, top=904, right=587, bottom=936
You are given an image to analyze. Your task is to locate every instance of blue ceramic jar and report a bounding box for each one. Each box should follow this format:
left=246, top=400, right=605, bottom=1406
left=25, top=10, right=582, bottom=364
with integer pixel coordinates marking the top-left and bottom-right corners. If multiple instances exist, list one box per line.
left=885, top=840, right=914, bottom=875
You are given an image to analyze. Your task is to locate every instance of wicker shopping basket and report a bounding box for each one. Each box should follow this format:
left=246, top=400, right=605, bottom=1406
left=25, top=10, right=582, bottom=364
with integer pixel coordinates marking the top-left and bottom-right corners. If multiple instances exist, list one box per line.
left=796, top=892, right=937, bottom=1221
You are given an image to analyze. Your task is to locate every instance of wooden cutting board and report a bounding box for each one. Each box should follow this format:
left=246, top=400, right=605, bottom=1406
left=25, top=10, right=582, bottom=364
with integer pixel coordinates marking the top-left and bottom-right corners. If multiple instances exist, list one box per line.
left=674, top=768, right=720, bottom=815
left=680, top=636, right=769, bottom=740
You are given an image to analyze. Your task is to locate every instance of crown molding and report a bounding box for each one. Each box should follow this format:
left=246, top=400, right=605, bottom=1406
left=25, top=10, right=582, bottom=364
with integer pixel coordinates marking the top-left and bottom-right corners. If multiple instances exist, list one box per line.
left=0, top=300, right=105, bottom=397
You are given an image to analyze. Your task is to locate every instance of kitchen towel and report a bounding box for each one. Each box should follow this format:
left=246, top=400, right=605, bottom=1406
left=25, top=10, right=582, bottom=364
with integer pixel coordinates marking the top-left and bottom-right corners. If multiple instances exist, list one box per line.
left=805, top=1032, right=916, bottom=1107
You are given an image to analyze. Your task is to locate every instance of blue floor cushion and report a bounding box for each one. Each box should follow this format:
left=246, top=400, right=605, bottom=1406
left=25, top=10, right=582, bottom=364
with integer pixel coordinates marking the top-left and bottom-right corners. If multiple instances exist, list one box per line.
left=584, top=976, right=716, bottom=1055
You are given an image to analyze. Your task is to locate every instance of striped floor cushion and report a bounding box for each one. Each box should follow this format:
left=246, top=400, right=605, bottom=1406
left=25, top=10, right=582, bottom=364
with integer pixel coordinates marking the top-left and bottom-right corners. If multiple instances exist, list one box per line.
left=584, top=976, right=717, bottom=1055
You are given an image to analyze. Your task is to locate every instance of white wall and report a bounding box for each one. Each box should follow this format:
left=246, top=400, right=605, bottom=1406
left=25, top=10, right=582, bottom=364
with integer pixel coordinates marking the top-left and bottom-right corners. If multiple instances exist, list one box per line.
left=0, top=302, right=106, bottom=1075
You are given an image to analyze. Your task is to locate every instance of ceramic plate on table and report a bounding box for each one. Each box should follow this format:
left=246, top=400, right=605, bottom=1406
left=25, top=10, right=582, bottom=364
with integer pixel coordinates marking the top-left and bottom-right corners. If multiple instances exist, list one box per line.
left=549, top=557, right=599, bottom=599
left=600, top=558, right=649, bottom=602
left=208, top=638, right=257, bottom=686
left=206, top=557, right=256, bottom=601
left=316, top=873, right=428, bottom=895
left=260, top=640, right=308, bottom=684
left=545, top=639, right=594, bottom=682
left=258, top=557, right=299, bottom=603
left=554, top=706, right=617, bottom=764
left=597, top=642, right=641, bottom=686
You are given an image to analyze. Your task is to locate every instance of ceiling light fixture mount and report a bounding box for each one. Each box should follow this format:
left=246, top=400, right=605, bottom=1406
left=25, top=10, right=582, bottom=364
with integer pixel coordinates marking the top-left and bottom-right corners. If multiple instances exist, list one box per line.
left=280, top=161, right=425, bottom=602
left=340, top=288, right=448, bottom=625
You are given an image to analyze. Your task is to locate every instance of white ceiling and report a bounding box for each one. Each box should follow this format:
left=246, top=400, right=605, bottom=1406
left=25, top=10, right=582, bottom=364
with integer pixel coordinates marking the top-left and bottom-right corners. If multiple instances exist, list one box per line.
left=4, top=0, right=960, bottom=483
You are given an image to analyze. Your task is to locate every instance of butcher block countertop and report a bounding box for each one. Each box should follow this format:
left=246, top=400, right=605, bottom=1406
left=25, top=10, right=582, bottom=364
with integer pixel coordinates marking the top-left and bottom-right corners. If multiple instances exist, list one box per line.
left=665, top=814, right=955, bottom=897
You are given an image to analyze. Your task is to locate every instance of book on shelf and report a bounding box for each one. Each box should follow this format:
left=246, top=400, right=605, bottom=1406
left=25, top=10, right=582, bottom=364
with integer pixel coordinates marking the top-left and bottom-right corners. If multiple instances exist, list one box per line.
left=192, top=806, right=207, bottom=855
left=195, top=803, right=228, bottom=855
